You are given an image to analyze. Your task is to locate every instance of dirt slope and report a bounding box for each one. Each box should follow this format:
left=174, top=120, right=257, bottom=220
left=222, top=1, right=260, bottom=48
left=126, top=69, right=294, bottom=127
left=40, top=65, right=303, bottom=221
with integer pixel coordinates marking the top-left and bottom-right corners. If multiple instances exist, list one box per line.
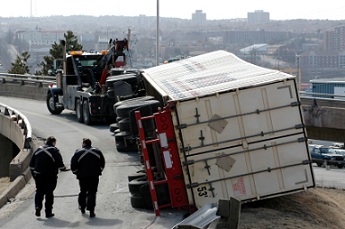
left=238, top=187, right=345, bottom=229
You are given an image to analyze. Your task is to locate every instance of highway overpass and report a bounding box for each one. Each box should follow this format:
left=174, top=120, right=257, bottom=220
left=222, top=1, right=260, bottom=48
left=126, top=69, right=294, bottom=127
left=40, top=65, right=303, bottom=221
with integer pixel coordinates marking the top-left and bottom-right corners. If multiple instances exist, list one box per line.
left=301, top=96, right=345, bottom=143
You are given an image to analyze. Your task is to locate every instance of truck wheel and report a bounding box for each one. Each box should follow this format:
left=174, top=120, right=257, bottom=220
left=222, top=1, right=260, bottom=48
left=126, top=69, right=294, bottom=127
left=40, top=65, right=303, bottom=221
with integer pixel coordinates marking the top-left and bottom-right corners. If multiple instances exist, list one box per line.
left=128, top=171, right=146, bottom=182
left=116, top=100, right=160, bottom=118
left=130, top=195, right=145, bottom=209
left=46, top=93, right=63, bottom=115
left=118, top=118, right=131, bottom=132
left=337, top=164, right=344, bottom=169
left=82, top=100, right=92, bottom=125
left=139, top=183, right=171, bottom=209
left=76, top=99, right=83, bottom=123
left=128, top=177, right=148, bottom=195
left=109, top=123, right=118, bottom=133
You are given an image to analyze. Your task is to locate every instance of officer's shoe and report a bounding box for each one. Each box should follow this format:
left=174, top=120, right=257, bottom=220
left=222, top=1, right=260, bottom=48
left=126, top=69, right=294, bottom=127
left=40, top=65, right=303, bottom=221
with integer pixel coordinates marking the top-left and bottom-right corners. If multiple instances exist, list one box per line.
left=79, top=206, right=85, bottom=214
left=35, top=208, right=41, bottom=217
left=89, top=211, right=96, bottom=218
left=45, top=210, right=55, bottom=218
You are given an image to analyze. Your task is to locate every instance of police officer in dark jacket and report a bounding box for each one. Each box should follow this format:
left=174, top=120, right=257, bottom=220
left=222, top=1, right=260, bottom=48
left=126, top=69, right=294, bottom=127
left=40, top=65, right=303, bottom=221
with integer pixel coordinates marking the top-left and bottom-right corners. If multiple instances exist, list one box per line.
left=29, top=136, right=67, bottom=218
left=71, top=138, right=105, bottom=218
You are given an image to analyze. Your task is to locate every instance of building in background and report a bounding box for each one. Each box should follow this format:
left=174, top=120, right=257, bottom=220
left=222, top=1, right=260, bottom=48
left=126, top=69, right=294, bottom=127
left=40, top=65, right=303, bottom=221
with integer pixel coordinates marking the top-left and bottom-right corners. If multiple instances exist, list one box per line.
left=192, top=10, right=206, bottom=24
left=247, top=10, right=270, bottom=24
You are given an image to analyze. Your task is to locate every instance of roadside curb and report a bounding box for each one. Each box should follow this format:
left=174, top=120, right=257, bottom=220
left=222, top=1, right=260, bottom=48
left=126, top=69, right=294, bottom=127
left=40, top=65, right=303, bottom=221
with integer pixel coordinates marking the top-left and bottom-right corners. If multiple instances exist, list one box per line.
left=0, top=168, right=32, bottom=209
left=0, top=137, right=42, bottom=209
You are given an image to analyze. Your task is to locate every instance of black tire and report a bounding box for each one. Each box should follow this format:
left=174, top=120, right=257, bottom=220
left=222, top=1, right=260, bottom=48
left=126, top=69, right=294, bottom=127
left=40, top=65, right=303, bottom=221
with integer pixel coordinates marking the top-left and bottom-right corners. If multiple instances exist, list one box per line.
left=338, top=164, right=344, bottom=169
left=113, top=96, right=155, bottom=112
left=116, top=100, right=160, bottom=119
left=115, top=131, right=131, bottom=142
left=46, top=93, right=63, bottom=115
left=116, top=142, right=138, bottom=153
left=139, top=184, right=154, bottom=209
left=139, top=183, right=171, bottom=208
left=127, top=172, right=146, bottom=182
left=109, top=123, right=118, bottom=133
left=130, top=195, right=146, bottom=209
left=129, top=105, right=157, bottom=136
left=128, top=177, right=148, bottom=195
left=115, top=131, right=138, bottom=153
left=82, top=99, right=92, bottom=125
left=107, top=89, right=115, bottom=98
left=118, top=118, right=131, bottom=132
left=116, top=116, right=123, bottom=123
left=76, top=99, right=83, bottom=123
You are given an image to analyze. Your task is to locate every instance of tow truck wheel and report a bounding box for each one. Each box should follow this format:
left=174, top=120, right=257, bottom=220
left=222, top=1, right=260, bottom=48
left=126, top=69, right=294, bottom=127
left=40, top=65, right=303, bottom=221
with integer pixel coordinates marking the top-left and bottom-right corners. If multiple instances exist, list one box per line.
left=76, top=99, right=83, bottom=123
left=46, top=93, right=63, bottom=115
left=82, top=100, right=92, bottom=125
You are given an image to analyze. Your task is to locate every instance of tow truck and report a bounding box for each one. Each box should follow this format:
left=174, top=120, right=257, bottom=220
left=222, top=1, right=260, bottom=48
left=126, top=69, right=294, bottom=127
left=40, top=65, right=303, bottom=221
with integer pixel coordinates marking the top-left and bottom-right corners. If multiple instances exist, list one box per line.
left=46, top=32, right=135, bottom=125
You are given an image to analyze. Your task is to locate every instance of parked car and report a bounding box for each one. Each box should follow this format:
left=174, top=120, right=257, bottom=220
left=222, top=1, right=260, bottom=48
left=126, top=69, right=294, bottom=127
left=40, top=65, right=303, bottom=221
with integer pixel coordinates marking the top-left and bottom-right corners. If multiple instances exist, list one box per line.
left=309, top=145, right=345, bottom=168
left=330, top=142, right=345, bottom=149
left=334, top=148, right=345, bottom=156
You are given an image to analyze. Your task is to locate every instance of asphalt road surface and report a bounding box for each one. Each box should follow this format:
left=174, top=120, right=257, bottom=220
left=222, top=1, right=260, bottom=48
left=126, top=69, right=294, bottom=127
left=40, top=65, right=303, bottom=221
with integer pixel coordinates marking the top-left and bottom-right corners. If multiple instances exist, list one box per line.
left=0, top=96, right=184, bottom=229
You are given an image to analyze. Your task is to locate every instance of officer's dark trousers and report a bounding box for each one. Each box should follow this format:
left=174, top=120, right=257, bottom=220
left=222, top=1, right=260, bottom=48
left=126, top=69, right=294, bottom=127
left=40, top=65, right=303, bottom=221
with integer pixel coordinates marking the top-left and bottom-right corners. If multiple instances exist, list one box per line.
left=34, top=175, right=57, bottom=213
left=78, top=177, right=99, bottom=212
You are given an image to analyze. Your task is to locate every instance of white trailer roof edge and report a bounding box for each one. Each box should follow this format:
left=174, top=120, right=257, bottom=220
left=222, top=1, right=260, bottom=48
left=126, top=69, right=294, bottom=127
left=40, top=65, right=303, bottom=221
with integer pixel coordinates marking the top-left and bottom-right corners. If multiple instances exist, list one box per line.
left=141, top=50, right=295, bottom=102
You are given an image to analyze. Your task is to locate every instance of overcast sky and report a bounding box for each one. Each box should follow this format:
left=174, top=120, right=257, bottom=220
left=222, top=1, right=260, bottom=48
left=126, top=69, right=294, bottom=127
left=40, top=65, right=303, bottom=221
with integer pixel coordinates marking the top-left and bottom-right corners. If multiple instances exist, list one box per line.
left=1, top=0, right=345, bottom=20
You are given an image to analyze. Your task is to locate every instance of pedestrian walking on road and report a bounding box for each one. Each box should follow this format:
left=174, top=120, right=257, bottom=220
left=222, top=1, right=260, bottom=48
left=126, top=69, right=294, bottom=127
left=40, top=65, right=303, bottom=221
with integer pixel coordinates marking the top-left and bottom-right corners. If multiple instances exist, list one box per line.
left=29, top=136, right=68, bottom=218
left=71, top=138, right=105, bottom=218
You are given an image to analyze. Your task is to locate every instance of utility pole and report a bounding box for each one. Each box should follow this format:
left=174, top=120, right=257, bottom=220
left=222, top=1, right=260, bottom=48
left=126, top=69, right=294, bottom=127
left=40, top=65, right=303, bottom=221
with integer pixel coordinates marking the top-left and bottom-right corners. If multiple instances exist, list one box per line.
left=30, top=0, right=33, bottom=17
left=156, top=0, right=159, bottom=66
left=296, top=54, right=301, bottom=91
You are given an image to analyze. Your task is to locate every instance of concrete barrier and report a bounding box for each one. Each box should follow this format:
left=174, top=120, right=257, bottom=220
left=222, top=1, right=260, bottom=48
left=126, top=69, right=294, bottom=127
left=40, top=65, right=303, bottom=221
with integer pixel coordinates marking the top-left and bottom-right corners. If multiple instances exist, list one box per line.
left=0, top=80, right=48, bottom=101
left=0, top=102, right=35, bottom=209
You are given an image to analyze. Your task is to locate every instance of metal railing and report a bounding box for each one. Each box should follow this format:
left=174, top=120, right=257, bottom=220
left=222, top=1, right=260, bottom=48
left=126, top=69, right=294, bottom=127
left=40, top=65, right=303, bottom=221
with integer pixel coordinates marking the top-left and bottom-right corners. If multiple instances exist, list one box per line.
left=299, top=91, right=345, bottom=109
left=300, top=91, right=345, bottom=100
left=0, top=73, right=55, bottom=87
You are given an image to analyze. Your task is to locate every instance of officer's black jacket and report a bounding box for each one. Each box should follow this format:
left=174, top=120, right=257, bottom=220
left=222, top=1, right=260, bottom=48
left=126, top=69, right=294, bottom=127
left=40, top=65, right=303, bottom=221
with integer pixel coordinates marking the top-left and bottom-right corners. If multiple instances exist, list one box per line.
left=70, top=146, right=105, bottom=179
left=29, top=143, right=65, bottom=176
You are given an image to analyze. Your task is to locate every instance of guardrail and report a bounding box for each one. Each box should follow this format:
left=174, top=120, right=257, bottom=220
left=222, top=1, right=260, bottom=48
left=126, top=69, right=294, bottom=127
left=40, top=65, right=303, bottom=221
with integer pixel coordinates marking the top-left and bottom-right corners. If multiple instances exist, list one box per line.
left=0, top=73, right=55, bottom=101
left=300, top=91, right=345, bottom=99
left=0, top=73, right=55, bottom=86
left=300, top=91, right=345, bottom=109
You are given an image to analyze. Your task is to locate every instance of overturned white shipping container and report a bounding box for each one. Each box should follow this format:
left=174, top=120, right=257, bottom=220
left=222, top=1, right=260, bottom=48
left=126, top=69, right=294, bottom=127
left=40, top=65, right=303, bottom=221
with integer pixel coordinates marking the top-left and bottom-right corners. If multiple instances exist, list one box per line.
left=141, top=50, right=315, bottom=208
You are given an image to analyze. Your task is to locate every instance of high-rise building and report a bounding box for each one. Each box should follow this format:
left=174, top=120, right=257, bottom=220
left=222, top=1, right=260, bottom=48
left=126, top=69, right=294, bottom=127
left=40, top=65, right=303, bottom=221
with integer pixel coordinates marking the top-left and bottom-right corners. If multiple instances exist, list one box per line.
left=247, top=10, right=270, bottom=24
left=324, top=31, right=335, bottom=50
left=335, top=26, right=345, bottom=51
left=192, top=10, right=207, bottom=24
